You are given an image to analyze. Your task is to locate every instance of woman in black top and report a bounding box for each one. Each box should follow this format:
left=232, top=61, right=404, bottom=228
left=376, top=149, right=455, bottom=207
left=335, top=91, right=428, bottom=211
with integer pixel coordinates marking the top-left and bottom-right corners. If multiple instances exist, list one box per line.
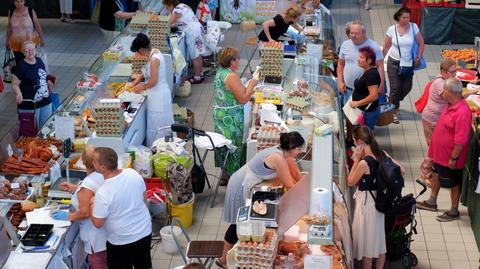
left=350, top=46, right=381, bottom=130
left=12, top=41, right=53, bottom=128
left=258, top=7, right=303, bottom=42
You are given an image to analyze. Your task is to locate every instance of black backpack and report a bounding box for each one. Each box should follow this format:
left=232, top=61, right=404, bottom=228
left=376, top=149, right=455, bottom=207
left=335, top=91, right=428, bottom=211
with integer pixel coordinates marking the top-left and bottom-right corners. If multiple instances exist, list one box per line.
left=369, top=157, right=404, bottom=215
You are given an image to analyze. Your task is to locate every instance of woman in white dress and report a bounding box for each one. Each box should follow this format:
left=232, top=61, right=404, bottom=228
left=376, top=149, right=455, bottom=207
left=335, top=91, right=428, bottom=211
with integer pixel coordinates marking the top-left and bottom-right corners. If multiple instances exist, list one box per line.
left=130, top=33, right=174, bottom=146
left=348, top=126, right=404, bottom=269
left=57, top=146, right=107, bottom=269
left=163, top=0, right=206, bottom=84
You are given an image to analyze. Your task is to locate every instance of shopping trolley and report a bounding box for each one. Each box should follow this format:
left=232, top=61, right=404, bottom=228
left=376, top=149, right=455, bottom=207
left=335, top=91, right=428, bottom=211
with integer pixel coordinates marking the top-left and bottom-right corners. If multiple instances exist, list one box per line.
left=17, top=99, right=37, bottom=137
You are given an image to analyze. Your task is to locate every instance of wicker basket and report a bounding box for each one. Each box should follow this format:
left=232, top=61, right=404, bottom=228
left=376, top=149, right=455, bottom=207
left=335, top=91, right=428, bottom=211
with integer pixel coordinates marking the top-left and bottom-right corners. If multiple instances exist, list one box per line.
left=376, top=109, right=395, bottom=126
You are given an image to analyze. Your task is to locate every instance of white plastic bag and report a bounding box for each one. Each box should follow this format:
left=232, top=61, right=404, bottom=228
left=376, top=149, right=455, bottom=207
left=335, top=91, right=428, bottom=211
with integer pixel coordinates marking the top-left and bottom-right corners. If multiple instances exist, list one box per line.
left=36, top=46, right=49, bottom=74
left=130, top=146, right=153, bottom=178
left=342, top=96, right=362, bottom=125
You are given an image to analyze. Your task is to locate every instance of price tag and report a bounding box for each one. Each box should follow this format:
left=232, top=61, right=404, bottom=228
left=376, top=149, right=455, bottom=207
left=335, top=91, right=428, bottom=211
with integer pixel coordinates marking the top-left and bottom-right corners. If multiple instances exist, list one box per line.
left=10, top=183, right=20, bottom=189
left=304, top=255, right=331, bottom=269
left=54, top=116, right=75, bottom=140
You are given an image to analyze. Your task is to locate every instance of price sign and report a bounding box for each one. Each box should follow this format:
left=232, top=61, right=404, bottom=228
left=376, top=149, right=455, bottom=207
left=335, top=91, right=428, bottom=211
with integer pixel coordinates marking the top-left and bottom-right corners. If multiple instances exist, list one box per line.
left=63, top=138, right=72, bottom=159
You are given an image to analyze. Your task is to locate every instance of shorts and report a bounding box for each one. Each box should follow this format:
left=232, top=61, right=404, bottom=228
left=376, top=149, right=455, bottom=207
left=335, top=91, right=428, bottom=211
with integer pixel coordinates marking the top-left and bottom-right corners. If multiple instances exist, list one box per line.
left=432, top=163, right=463, bottom=188
left=106, top=235, right=152, bottom=269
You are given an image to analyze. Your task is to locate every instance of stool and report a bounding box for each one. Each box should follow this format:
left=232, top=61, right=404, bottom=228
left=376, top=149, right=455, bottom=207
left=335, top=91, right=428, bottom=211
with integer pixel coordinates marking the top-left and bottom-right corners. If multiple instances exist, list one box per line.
left=171, top=218, right=224, bottom=268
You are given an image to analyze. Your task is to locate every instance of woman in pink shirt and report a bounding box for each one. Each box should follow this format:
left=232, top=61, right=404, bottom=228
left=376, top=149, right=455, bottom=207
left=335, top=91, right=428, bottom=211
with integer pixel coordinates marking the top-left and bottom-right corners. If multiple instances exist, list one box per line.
left=421, top=58, right=456, bottom=145
left=417, top=78, right=472, bottom=222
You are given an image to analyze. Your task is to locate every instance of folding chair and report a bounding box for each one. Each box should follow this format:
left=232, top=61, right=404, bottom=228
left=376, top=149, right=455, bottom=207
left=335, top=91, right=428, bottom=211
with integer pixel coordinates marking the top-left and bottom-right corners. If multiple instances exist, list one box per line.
left=171, top=218, right=224, bottom=268
left=170, top=123, right=235, bottom=207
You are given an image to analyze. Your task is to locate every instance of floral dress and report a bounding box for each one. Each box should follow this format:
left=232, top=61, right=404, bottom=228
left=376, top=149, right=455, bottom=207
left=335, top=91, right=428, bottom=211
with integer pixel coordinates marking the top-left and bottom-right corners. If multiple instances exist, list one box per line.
left=213, top=67, right=246, bottom=176
left=173, top=4, right=206, bottom=59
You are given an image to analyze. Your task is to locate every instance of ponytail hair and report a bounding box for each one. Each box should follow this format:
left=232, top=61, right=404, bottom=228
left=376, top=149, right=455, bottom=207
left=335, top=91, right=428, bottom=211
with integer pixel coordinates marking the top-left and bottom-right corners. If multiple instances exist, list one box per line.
left=279, top=131, right=305, bottom=151
left=353, top=126, right=386, bottom=160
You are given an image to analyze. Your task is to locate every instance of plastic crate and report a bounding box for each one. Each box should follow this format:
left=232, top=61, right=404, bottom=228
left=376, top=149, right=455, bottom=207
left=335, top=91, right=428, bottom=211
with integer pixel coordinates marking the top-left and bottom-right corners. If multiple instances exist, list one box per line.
left=145, top=177, right=170, bottom=191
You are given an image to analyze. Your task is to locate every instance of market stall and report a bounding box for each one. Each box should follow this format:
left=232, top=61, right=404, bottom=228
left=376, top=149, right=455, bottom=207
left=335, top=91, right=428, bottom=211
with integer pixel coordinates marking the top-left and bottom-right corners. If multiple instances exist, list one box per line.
left=227, top=7, right=353, bottom=268
left=442, top=39, right=480, bottom=250
left=0, top=13, right=189, bottom=269
left=0, top=0, right=91, bottom=19
left=403, top=0, right=480, bottom=44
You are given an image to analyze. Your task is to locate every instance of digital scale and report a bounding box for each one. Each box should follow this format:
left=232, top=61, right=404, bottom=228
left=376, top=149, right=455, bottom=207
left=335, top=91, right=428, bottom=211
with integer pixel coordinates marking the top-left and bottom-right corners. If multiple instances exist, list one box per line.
left=308, top=223, right=331, bottom=237
left=236, top=187, right=282, bottom=228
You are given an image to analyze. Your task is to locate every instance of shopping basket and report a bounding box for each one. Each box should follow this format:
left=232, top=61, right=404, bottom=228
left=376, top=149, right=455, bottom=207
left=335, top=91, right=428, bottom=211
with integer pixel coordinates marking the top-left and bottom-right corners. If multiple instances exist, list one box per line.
left=18, top=99, right=37, bottom=137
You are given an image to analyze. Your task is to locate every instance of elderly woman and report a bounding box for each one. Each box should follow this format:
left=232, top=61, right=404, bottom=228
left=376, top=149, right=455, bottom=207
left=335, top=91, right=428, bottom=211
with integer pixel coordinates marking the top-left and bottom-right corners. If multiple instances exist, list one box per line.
left=258, top=7, right=303, bottom=42
left=421, top=58, right=457, bottom=145
left=56, top=146, right=107, bottom=269
left=216, top=132, right=305, bottom=268
left=349, top=46, right=381, bottom=130
left=382, top=7, right=424, bottom=124
left=6, top=0, right=45, bottom=63
left=213, top=47, right=258, bottom=184
left=417, top=78, right=472, bottom=223
left=163, top=0, right=206, bottom=84
left=12, top=41, right=53, bottom=128
left=130, top=33, right=174, bottom=146
left=349, top=125, right=405, bottom=269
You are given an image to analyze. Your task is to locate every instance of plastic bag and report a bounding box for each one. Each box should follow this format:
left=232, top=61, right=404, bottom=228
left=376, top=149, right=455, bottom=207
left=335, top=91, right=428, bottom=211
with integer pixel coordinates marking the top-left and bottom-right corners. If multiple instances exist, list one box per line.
left=196, top=0, right=212, bottom=23
left=152, top=151, right=192, bottom=178
left=130, top=146, right=153, bottom=178
left=36, top=46, right=49, bottom=74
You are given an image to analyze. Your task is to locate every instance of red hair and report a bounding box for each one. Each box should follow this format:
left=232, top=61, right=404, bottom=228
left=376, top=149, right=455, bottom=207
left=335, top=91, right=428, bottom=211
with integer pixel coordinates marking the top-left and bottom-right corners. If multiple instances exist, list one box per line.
left=359, top=46, right=376, bottom=66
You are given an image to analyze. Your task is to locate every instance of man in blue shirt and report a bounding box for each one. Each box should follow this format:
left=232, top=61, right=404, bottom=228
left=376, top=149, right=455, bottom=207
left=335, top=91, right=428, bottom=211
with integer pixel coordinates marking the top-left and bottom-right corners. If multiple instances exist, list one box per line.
left=337, top=20, right=384, bottom=140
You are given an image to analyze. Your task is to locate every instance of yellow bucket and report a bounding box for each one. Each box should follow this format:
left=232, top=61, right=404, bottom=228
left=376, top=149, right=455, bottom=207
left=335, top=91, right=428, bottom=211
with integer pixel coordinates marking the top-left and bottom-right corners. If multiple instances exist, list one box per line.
left=168, top=194, right=194, bottom=228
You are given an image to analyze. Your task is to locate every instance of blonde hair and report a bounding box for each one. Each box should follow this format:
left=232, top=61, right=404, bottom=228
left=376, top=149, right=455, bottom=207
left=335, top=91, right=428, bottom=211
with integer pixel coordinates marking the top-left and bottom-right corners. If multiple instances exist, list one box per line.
left=81, top=145, right=96, bottom=171
left=22, top=41, right=36, bottom=52
left=217, top=47, right=239, bottom=68
left=284, top=7, right=301, bottom=20
left=440, top=58, right=456, bottom=73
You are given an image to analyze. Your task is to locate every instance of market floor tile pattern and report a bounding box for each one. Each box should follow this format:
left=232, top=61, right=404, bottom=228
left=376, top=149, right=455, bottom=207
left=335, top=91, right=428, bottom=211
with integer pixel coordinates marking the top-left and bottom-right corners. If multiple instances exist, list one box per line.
left=0, top=0, right=479, bottom=267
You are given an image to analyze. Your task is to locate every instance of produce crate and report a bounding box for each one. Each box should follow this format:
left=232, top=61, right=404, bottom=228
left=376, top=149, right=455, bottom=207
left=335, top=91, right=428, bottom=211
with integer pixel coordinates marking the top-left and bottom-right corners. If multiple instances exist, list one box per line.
left=145, top=177, right=170, bottom=191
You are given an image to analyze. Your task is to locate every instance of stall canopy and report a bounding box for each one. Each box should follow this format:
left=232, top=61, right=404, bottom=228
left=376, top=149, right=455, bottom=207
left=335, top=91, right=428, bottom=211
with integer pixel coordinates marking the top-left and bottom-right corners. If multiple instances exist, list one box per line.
left=421, top=7, right=480, bottom=45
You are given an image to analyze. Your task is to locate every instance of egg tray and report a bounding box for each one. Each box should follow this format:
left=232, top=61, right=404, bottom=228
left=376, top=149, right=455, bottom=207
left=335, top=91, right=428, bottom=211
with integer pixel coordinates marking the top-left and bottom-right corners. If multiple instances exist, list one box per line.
left=285, top=96, right=311, bottom=111
left=21, top=224, right=54, bottom=246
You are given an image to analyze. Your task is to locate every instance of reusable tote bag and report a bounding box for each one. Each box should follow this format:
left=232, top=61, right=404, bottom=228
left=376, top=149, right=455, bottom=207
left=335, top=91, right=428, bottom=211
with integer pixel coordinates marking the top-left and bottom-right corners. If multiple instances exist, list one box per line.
left=412, top=24, right=426, bottom=71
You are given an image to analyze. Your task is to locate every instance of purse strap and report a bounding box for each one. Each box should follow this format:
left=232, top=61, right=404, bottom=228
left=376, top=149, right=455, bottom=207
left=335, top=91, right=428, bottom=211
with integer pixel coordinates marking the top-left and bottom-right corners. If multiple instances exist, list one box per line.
left=394, top=25, right=402, bottom=59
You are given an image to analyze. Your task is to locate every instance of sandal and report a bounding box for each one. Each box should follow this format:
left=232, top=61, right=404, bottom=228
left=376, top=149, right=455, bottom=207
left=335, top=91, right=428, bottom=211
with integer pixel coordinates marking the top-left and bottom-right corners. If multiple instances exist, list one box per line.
left=215, top=258, right=227, bottom=269
left=189, top=76, right=204, bottom=84
left=392, top=111, right=400, bottom=124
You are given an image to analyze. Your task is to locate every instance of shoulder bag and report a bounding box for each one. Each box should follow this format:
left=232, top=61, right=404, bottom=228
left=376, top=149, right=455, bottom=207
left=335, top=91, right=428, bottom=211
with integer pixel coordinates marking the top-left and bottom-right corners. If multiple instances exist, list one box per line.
left=411, top=24, right=426, bottom=70
left=394, top=24, right=414, bottom=77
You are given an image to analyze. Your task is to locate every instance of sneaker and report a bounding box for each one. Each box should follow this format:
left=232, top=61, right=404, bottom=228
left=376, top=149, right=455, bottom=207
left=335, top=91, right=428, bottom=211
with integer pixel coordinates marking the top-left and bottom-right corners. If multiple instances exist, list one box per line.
left=392, top=110, right=400, bottom=124
left=416, top=200, right=438, bottom=212
left=436, top=211, right=460, bottom=222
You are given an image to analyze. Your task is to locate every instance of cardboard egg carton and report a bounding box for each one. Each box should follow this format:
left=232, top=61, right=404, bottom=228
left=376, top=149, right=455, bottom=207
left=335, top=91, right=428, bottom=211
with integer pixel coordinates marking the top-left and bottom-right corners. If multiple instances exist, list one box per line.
left=130, top=12, right=152, bottom=29
left=285, top=96, right=311, bottom=111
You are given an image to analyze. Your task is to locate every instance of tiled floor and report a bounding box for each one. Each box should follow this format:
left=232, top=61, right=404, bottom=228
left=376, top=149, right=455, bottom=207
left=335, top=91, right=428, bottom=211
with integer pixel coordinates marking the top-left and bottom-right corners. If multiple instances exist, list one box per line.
left=0, top=0, right=479, bottom=267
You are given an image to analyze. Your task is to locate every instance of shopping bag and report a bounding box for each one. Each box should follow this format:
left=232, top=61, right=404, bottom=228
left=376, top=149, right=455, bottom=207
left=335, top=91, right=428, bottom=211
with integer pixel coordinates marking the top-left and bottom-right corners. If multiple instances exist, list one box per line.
left=51, top=92, right=61, bottom=112
left=196, top=0, right=212, bottom=23
left=90, top=0, right=101, bottom=25
left=412, top=24, right=426, bottom=71
left=3, top=49, right=15, bottom=83
left=415, top=81, right=432, bottom=113
left=36, top=46, right=49, bottom=74
left=18, top=100, right=37, bottom=137
left=342, top=96, right=363, bottom=125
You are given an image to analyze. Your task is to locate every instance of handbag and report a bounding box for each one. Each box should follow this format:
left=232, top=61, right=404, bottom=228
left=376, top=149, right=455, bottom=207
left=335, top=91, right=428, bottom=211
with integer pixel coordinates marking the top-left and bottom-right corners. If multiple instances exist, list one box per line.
left=415, top=80, right=433, bottom=113
left=196, top=0, right=212, bottom=23
left=342, top=96, right=363, bottom=125
left=91, top=0, right=101, bottom=25
left=114, top=0, right=126, bottom=32
left=3, top=49, right=15, bottom=83
left=412, top=25, right=426, bottom=71
left=394, top=24, right=414, bottom=77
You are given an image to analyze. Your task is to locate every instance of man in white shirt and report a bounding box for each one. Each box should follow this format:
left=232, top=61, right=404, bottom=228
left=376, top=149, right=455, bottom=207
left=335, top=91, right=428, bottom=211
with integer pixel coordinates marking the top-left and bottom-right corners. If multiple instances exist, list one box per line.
left=337, top=20, right=384, bottom=141
left=90, top=147, right=152, bottom=269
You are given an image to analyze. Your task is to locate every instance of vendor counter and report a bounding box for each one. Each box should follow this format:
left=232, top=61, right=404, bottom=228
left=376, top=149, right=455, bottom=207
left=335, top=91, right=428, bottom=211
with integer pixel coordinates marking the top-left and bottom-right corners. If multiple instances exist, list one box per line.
left=231, top=7, right=352, bottom=268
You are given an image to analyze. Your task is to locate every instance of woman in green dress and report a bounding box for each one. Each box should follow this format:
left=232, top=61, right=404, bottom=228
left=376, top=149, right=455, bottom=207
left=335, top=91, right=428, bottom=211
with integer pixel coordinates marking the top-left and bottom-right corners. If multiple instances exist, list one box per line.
left=213, top=47, right=258, bottom=184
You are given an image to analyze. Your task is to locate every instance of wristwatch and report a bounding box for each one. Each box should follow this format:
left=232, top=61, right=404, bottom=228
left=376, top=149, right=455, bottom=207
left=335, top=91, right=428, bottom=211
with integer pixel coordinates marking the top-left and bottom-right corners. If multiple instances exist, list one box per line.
left=450, top=156, right=458, bottom=161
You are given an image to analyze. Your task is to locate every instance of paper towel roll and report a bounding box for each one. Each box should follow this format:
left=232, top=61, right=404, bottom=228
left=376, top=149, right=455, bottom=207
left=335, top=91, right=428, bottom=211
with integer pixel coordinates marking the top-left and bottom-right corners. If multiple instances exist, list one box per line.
left=311, top=187, right=332, bottom=217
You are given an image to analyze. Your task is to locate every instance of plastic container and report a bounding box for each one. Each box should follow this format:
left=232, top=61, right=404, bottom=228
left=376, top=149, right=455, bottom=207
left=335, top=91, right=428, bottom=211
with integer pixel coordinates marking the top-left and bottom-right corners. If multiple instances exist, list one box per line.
left=168, top=194, right=194, bottom=228
left=251, top=221, right=266, bottom=242
left=160, top=225, right=184, bottom=254
left=237, top=222, right=252, bottom=242
left=21, top=224, right=54, bottom=246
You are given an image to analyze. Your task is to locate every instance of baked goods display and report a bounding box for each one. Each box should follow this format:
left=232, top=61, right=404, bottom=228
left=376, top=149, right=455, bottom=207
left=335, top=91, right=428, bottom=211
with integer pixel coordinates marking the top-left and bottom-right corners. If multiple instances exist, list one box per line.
left=148, top=15, right=170, bottom=54
left=320, top=245, right=347, bottom=269
left=260, top=41, right=284, bottom=80
left=442, top=48, right=480, bottom=63
left=275, top=241, right=311, bottom=269
left=0, top=178, right=29, bottom=200
left=303, top=26, right=321, bottom=37
left=94, top=99, right=125, bottom=137
left=1, top=156, right=49, bottom=175
left=7, top=203, right=26, bottom=229
left=235, top=229, right=278, bottom=269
